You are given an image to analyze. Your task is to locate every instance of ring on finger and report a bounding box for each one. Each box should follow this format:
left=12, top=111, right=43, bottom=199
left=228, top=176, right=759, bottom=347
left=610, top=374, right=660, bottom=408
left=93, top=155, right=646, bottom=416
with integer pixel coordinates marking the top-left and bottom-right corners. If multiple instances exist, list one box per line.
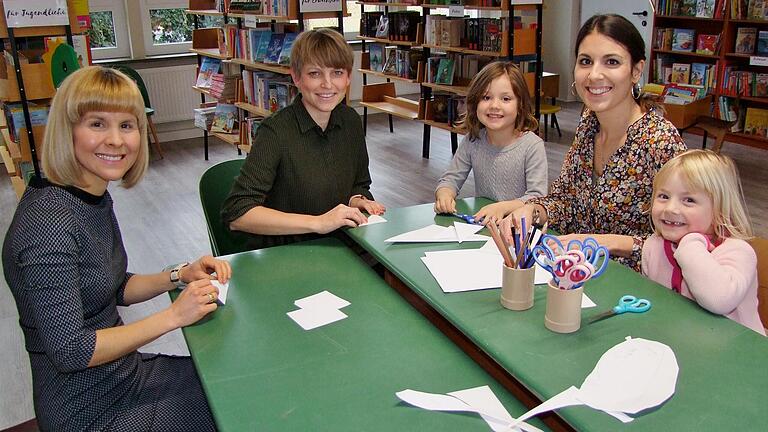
left=206, top=292, right=215, bottom=303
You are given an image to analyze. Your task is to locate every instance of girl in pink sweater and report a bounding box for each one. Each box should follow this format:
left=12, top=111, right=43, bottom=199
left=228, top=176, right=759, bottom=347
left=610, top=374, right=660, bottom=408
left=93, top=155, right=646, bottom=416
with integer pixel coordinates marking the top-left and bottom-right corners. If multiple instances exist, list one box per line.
left=642, top=150, right=765, bottom=335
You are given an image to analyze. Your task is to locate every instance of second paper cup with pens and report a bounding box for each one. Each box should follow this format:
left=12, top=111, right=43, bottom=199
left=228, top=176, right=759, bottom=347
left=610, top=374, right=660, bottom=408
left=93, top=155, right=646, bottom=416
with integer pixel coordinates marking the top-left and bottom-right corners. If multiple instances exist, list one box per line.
left=488, top=222, right=537, bottom=311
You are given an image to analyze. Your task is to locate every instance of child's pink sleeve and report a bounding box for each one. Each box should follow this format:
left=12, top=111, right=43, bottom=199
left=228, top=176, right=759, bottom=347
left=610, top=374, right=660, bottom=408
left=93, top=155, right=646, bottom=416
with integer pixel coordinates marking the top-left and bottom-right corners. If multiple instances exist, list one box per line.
left=674, top=233, right=757, bottom=315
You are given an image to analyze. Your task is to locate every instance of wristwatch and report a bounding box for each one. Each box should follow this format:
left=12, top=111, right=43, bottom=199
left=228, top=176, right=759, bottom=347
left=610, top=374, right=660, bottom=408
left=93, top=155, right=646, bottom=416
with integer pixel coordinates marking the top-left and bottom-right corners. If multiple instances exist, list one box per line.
left=169, top=262, right=190, bottom=288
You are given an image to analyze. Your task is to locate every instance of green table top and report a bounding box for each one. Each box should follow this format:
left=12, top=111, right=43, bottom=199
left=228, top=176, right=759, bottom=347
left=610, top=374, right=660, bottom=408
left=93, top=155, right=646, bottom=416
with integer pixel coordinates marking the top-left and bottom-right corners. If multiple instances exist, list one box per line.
left=179, top=237, right=546, bottom=431
left=345, top=198, right=768, bottom=431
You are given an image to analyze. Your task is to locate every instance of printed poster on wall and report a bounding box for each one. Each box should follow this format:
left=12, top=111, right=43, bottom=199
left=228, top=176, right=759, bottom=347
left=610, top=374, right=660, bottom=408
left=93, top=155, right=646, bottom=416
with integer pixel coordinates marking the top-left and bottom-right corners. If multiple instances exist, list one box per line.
left=4, top=0, right=69, bottom=28
left=299, top=0, right=342, bottom=13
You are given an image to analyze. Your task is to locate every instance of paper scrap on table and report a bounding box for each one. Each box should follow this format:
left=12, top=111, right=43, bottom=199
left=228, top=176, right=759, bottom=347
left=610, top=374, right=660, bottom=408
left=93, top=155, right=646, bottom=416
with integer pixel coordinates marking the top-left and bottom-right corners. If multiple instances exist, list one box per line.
left=581, top=293, right=596, bottom=308
left=396, top=386, right=543, bottom=432
left=358, top=214, right=387, bottom=227
left=502, top=337, right=679, bottom=431
left=384, top=223, right=489, bottom=243
left=286, top=307, right=348, bottom=331
left=288, top=291, right=351, bottom=330
left=294, top=290, right=350, bottom=310
left=211, top=280, right=229, bottom=305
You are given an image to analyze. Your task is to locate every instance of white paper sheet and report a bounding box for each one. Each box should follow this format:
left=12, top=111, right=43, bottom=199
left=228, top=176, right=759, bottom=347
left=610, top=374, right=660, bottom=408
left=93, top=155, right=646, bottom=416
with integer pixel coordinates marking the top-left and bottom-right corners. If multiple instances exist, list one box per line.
left=396, top=387, right=543, bottom=432
left=454, top=221, right=484, bottom=243
left=286, top=307, right=348, bottom=331
left=581, top=293, right=596, bottom=308
left=422, top=251, right=504, bottom=293
left=385, top=224, right=489, bottom=243
left=211, top=280, right=229, bottom=305
left=294, top=290, right=350, bottom=310
left=358, top=214, right=387, bottom=227
left=504, top=337, right=679, bottom=430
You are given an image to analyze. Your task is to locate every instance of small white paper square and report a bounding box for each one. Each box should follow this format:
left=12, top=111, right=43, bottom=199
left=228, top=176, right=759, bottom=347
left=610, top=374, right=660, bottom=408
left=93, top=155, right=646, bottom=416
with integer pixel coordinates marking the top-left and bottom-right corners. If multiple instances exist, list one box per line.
left=211, top=280, right=229, bottom=305
left=294, top=290, right=350, bottom=310
left=287, top=307, right=348, bottom=331
left=358, top=214, right=387, bottom=226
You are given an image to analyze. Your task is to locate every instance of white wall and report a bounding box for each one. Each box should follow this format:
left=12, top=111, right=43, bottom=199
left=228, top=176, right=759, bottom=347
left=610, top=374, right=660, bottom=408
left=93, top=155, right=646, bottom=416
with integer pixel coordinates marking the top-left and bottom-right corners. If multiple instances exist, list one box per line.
left=542, top=0, right=582, bottom=102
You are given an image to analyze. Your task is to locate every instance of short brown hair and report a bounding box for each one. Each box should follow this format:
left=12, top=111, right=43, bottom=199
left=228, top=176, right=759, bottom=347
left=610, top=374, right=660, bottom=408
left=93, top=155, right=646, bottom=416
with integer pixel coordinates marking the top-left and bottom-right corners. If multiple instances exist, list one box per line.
left=290, top=28, right=354, bottom=74
left=459, top=61, right=538, bottom=141
left=42, top=66, right=148, bottom=188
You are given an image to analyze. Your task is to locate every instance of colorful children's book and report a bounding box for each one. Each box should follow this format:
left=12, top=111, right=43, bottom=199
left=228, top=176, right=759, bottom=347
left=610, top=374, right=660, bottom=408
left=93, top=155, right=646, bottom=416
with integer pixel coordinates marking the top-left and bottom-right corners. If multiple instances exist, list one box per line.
left=695, top=0, right=715, bottom=18
left=196, top=57, right=221, bottom=88
left=743, top=107, right=768, bottom=137
left=210, top=103, right=238, bottom=133
left=757, top=31, right=768, bottom=56
left=435, top=58, right=455, bottom=85
left=690, top=63, right=708, bottom=86
left=253, top=30, right=273, bottom=62
left=263, top=33, right=286, bottom=64
left=382, top=49, right=397, bottom=75
left=735, top=27, right=757, bottom=54
left=695, top=34, right=719, bottom=55
left=755, top=73, right=768, bottom=97
left=670, top=63, right=691, bottom=84
left=278, top=33, right=297, bottom=66
left=672, top=29, right=696, bottom=52
left=368, top=43, right=385, bottom=72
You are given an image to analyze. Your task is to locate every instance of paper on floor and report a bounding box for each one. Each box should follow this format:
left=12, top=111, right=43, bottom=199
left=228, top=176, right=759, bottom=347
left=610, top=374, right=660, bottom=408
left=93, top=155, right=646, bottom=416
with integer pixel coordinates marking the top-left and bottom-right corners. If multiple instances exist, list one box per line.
left=396, top=386, right=543, bottom=432
left=503, top=337, right=679, bottom=430
left=385, top=223, right=489, bottom=243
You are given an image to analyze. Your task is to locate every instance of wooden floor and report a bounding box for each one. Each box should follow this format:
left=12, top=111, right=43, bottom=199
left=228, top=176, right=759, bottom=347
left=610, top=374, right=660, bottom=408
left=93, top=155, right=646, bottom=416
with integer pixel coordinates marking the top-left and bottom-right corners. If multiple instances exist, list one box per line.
left=0, top=101, right=767, bottom=430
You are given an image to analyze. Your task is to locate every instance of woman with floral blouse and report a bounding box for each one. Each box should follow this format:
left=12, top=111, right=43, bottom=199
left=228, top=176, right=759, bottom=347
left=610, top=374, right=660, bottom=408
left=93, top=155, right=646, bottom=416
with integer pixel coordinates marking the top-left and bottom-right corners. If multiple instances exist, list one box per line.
left=501, top=14, right=687, bottom=271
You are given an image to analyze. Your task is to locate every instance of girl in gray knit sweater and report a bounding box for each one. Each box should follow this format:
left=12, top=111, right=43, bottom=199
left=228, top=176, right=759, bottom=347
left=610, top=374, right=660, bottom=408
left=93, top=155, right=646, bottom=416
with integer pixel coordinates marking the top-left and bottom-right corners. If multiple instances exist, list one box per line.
left=435, top=62, right=547, bottom=225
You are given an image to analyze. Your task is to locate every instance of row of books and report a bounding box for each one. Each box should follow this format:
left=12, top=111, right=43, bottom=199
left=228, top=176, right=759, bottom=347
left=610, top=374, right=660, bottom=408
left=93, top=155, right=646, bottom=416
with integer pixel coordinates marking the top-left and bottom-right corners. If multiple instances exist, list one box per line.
left=431, top=92, right=467, bottom=127
left=734, top=28, right=768, bottom=55
left=194, top=106, right=216, bottom=131
left=242, top=116, right=263, bottom=148
left=209, top=73, right=239, bottom=100
left=230, top=26, right=298, bottom=66
left=368, top=45, right=422, bottom=79
left=655, top=0, right=727, bottom=18
left=240, top=70, right=299, bottom=113
left=360, top=11, right=421, bottom=42
left=720, top=67, right=768, bottom=97
left=654, top=58, right=719, bottom=93
left=731, top=0, right=768, bottom=19
left=423, top=0, right=501, bottom=5
left=219, top=0, right=290, bottom=16
left=660, top=83, right=710, bottom=104
left=424, top=54, right=493, bottom=86
left=654, top=28, right=719, bottom=54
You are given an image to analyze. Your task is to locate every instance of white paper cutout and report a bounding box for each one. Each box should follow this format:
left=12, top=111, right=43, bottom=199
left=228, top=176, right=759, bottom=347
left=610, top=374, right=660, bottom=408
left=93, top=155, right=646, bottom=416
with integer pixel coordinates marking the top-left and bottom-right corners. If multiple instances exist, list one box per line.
left=396, top=386, right=543, bottom=432
left=504, top=337, right=679, bottom=430
left=384, top=223, right=489, bottom=243
left=358, top=214, right=387, bottom=227
left=287, top=291, right=351, bottom=330
left=211, top=280, right=229, bottom=305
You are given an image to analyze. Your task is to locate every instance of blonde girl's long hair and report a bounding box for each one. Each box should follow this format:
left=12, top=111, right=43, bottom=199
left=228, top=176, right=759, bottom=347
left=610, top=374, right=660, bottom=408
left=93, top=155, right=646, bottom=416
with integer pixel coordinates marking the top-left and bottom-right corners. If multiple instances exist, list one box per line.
left=651, top=149, right=753, bottom=241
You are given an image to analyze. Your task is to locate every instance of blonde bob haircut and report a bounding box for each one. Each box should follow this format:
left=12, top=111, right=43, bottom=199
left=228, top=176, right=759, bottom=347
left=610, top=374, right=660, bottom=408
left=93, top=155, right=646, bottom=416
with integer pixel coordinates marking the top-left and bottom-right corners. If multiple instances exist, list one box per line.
left=42, top=66, right=148, bottom=189
left=290, top=28, right=354, bottom=74
left=459, top=61, right=539, bottom=141
left=651, top=149, right=753, bottom=241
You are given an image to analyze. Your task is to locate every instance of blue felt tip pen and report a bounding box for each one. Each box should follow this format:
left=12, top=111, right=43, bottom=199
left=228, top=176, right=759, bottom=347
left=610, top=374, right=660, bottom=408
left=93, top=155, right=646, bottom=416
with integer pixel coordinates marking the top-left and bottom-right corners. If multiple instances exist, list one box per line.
left=452, top=213, right=483, bottom=225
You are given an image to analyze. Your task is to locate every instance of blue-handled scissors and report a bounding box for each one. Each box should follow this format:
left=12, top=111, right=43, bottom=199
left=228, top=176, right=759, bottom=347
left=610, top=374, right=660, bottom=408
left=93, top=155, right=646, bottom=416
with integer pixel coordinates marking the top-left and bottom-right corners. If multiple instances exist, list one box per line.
left=450, top=213, right=483, bottom=225
left=588, top=295, right=652, bottom=323
left=566, top=237, right=609, bottom=278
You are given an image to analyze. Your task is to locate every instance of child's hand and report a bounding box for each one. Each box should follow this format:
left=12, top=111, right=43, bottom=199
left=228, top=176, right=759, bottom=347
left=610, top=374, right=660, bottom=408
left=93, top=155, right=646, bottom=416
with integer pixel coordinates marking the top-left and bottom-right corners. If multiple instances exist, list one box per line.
left=474, top=202, right=508, bottom=226
left=434, top=188, right=457, bottom=214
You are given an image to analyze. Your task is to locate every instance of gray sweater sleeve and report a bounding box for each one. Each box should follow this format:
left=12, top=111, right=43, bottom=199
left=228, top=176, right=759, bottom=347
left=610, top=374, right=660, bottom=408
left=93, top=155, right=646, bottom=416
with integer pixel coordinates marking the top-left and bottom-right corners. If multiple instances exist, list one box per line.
left=518, top=134, right=548, bottom=202
left=435, top=134, right=473, bottom=194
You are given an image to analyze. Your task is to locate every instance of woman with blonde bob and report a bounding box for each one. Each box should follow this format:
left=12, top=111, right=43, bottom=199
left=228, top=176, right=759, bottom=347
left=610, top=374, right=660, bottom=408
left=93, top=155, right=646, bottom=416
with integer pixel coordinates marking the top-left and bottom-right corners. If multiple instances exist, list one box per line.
left=642, top=149, right=764, bottom=335
left=3, top=66, right=231, bottom=430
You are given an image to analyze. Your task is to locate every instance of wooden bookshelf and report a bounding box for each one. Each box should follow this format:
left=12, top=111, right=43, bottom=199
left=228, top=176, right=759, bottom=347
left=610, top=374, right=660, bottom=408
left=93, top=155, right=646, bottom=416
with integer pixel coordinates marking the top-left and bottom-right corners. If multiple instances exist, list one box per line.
left=235, top=102, right=271, bottom=117
left=357, top=68, right=420, bottom=84
left=1, top=145, right=16, bottom=175
left=228, top=58, right=291, bottom=75
left=212, top=131, right=240, bottom=146
left=421, top=82, right=469, bottom=96
left=191, top=48, right=231, bottom=60
left=185, top=9, right=224, bottom=16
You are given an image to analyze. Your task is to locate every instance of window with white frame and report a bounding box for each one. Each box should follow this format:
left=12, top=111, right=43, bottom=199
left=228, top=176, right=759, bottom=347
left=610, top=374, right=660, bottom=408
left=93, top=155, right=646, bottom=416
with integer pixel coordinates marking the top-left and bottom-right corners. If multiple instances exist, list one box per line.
left=141, top=0, right=195, bottom=56
left=88, top=0, right=132, bottom=60
left=304, top=1, right=361, bottom=39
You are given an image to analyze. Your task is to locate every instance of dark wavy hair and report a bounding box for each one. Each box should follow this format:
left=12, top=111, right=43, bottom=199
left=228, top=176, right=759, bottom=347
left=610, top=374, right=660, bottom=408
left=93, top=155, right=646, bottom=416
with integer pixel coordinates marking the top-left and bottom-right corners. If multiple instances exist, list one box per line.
left=575, top=14, right=659, bottom=111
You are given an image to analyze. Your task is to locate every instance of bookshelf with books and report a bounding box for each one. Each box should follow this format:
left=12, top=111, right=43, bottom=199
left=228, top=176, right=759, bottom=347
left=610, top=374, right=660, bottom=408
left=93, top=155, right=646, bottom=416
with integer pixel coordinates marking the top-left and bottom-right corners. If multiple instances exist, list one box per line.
left=357, top=1, right=543, bottom=158
left=0, top=0, right=87, bottom=198
left=652, top=0, right=768, bottom=150
left=187, top=0, right=346, bottom=158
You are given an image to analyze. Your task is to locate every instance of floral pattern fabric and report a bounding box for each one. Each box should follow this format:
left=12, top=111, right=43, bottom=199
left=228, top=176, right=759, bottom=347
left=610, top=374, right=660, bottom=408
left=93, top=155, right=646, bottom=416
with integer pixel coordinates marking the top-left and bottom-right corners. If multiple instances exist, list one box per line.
left=528, top=108, right=687, bottom=271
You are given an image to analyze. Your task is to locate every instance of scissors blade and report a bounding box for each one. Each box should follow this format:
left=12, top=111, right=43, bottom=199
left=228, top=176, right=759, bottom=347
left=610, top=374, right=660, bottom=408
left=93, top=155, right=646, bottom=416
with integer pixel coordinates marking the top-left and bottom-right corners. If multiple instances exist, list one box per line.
left=588, top=310, right=617, bottom=324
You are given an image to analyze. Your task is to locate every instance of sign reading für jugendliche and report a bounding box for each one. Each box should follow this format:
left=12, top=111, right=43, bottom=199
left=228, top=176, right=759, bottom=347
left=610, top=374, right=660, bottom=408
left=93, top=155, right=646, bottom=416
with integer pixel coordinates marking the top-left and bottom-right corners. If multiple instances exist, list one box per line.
left=4, top=0, right=69, bottom=28
left=299, top=0, right=342, bottom=14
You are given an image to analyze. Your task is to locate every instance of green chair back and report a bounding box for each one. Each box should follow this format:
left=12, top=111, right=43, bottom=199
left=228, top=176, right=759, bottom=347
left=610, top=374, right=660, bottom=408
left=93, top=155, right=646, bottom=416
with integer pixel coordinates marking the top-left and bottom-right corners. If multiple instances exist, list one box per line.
left=199, top=159, right=251, bottom=256
left=109, top=64, right=153, bottom=110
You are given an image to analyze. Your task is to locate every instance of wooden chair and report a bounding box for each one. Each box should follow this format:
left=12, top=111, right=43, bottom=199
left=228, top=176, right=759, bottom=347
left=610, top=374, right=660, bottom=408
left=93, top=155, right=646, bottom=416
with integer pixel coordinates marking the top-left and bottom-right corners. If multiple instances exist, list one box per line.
left=109, top=65, right=164, bottom=159
left=539, top=103, right=562, bottom=141
left=749, top=237, right=768, bottom=331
